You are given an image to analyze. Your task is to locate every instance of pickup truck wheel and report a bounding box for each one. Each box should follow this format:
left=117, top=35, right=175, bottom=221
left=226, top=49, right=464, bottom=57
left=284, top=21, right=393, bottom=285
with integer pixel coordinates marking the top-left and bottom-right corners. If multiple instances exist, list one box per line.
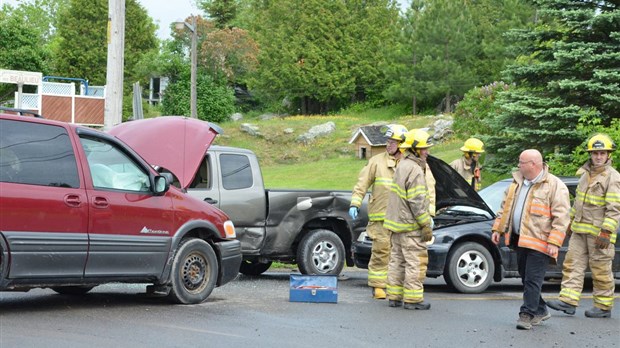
left=444, top=242, right=494, bottom=294
left=168, top=238, right=218, bottom=304
left=51, top=286, right=95, bottom=295
left=239, top=260, right=272, bottom=276
left=297, top=230, right=345, bottom=275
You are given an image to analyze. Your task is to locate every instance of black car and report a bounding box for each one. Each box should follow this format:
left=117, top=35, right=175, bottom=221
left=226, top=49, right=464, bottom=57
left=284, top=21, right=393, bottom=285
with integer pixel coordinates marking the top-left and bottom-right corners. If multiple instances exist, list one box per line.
left=352, top=156, right=620, bottom=293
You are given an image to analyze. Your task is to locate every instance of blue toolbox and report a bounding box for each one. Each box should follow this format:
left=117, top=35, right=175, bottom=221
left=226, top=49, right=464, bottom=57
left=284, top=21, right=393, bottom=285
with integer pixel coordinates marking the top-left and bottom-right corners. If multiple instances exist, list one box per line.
left=289, top=274, right=338, bottom=303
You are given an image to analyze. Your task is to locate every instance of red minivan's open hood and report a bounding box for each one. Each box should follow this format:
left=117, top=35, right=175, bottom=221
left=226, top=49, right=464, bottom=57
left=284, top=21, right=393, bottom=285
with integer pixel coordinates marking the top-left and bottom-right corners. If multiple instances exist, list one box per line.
left=108, top=116, right=222, bottom=189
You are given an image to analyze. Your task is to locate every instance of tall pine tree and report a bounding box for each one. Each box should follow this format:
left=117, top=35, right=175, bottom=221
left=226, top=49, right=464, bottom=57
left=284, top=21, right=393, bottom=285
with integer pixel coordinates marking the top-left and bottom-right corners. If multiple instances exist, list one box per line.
left=485, top=0, right=620, bottom=173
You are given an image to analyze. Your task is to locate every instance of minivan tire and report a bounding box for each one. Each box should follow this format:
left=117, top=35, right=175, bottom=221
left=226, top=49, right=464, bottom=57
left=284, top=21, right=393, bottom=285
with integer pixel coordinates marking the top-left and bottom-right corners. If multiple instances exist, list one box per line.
left=168, top=238, right=218, bottom=304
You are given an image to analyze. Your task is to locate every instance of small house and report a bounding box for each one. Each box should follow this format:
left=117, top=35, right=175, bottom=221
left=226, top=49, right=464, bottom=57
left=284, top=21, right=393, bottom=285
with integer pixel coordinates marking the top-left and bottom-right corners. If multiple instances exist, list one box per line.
left=349, top=125, right=387, bottom=159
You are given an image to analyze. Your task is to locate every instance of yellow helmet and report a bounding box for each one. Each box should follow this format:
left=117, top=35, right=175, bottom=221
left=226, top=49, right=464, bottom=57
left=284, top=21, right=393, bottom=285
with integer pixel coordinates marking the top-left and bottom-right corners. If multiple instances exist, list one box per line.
left=380, top=124, right=408, bottom=142
left=399, top=129, right=433, bottom=149
left=587, top=133, right=616, bottom=152
left=460, top=138, right=485, bottom=153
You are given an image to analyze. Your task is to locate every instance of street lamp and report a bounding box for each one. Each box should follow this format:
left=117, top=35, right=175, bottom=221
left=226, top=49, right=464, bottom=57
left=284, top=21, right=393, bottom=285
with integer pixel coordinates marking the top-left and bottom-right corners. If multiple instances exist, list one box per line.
left=175, top=15, right=198, bottom=119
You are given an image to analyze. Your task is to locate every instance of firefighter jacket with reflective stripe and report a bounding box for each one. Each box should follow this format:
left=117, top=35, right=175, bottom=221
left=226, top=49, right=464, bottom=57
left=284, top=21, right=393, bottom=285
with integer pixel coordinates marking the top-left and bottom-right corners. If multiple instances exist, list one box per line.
left=383, top=154, right=431, bottom=234
left=570, top=161, right=620, bottom=244
left=492, top=165, right=571, bottom=258
left=350, top=152, right=398, bottom=222
left=450, top=156, right=482, bottom=191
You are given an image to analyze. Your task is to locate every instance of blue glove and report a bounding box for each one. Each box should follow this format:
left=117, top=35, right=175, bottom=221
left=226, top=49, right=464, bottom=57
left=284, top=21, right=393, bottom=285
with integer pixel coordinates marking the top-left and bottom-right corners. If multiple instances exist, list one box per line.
left=349, top=207, right=359, bottom=220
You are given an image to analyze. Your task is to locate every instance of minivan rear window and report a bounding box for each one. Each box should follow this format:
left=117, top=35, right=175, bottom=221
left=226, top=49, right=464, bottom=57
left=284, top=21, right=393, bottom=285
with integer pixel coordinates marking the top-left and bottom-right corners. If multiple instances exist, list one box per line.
left=0, top=119, right=79, bottom=188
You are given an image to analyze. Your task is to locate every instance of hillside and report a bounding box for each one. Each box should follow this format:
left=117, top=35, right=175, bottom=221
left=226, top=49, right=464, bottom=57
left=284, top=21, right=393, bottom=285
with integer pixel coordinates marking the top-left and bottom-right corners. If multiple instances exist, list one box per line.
left=212, top=109, right=466, bottom=190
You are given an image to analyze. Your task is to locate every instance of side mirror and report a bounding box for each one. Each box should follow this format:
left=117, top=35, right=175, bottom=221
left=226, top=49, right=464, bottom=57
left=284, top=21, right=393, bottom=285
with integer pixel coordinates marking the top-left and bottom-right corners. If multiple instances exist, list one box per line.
left=153, top=175, right=170, bottom=195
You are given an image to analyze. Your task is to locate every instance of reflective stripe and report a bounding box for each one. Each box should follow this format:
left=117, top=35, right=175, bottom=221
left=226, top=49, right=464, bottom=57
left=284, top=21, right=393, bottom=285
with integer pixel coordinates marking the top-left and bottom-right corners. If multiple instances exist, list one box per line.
left=368, top=270, right=387, bottom=281
left=416, top=212, right=430, bottom=226
left=560, top=288, right=581, bottom=301
left=383, top=219, right=420, bottom=233
left=570, top=206, right=575, bottom=219
left=572, top=221, right=618, bottom=243
left=518, top=234, right=548, bottom=254
left=403, top=288, right=424, bottom=300
left=368, top=212, right=385, bottom=221
left=593, top=295, right=614, bottom=307
left=374, top=177, right=393, bottom=186
left=386, top=284, right=403, bottom=296
left=576, top=190, right=605, bottom=206
left=548, top=229, right=565, bottom=246
left=530, top=203, right=552, bottom=217
left=605, top=191, right=620, bottom=203
left=390, top=183, right=427, bottom=200
left=351, top=197, right=362, bottom=206
left=602, top=217, right=618, bottom=233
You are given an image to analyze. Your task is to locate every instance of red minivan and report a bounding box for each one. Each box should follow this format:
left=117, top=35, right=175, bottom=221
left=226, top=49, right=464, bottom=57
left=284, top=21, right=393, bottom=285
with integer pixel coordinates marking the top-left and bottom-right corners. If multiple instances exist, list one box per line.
left=0, top=110, right=241, bottom=304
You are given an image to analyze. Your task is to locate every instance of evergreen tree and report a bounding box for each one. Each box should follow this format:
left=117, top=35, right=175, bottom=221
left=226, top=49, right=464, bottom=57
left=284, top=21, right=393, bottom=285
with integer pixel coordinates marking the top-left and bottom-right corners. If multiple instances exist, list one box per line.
left=199, top=0, right=238, bottom=29
left=485, top=0, right=620, bottom=174
left=53, top=0, right=157, bottom=88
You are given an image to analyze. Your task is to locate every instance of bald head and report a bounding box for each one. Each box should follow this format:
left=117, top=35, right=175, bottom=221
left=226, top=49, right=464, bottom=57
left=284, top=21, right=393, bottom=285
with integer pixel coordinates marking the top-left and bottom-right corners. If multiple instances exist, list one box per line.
left=518, top=149, right=543, bottom=180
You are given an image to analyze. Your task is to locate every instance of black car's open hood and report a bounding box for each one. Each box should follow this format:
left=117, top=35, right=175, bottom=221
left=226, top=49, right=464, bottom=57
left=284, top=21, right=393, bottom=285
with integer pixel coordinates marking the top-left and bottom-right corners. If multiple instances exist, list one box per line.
left=427, top=155, right=494, bottom=216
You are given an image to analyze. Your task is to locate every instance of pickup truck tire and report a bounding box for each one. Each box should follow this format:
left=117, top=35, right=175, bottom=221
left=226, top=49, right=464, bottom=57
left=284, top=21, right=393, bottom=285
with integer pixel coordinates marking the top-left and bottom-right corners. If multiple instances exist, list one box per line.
left=168, top=238, right=218, bottom=304
left=51, top=286, right=95, bottom=295
left=297, top=229, right=345, bottom=275
left=239, top=260, right=272, bottom=276
left=444, top=242, right=494, bottom=294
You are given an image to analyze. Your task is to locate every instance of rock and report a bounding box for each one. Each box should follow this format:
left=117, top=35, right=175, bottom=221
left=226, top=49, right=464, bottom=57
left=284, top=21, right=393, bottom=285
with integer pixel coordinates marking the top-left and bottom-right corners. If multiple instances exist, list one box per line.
left=296, top=121, right=336, bottom=143
left=259, top=113, right=277, bottom=121
left=283, top=128, right=294, bottom=134
left=240, top=123, right=261, bottom=137
left=230, top=113, right=243, bottom=122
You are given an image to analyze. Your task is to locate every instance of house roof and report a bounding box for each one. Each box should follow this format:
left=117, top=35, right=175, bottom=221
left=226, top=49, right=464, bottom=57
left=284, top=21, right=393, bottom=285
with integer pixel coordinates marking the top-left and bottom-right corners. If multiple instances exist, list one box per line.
left=348, top=125, right=387, bottom=146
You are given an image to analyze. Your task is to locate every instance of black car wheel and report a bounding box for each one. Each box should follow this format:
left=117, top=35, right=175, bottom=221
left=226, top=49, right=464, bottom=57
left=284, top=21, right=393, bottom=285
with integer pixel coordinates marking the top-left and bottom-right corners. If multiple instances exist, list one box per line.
left=168, top=238, right=218, bottom=304
left=51, top=286, right=95, bottom=295
left=444, top=242, right=494, bottom=294
left=297, top=229, right=345, bottom=275
left=239, top=260, right=273, bottom=276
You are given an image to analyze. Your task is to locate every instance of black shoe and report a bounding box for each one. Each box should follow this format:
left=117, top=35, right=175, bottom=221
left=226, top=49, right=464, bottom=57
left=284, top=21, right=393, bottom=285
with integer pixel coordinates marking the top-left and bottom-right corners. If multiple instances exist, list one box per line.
left=585, top=307, right=611, bottom=318
left=547, top=299, right=576, bottom=315
left=403, top=301, right=431, bottom=310
left=516, top=312, right=533, bottom=330
left=388, top=300, right=402, bottom=307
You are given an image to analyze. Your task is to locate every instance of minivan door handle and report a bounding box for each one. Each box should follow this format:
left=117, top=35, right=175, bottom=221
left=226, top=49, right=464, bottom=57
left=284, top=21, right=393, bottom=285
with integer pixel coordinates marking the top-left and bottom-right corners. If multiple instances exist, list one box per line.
left=64, top=194, right=82, bottom=207
left=92, top=196, right=109, bottom=208
left=204, top=197, right=218, bottom=204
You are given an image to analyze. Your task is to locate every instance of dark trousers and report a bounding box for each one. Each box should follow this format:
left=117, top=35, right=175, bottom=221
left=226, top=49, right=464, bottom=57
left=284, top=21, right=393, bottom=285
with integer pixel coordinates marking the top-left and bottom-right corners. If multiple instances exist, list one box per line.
left=516, top=246, right=550, bottom=316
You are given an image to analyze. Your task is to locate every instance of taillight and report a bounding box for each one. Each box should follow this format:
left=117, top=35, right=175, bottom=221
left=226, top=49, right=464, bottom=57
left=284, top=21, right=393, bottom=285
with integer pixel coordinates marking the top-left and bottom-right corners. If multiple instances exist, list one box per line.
left=223, top=220, right=236, bottom=238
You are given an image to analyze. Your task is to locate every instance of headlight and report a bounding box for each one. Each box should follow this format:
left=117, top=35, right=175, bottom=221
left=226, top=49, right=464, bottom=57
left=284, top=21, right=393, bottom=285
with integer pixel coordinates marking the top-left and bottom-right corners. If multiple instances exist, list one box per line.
left=357, top=231, right=368, bottom=242
left=223, top=220, right=236, bottom=238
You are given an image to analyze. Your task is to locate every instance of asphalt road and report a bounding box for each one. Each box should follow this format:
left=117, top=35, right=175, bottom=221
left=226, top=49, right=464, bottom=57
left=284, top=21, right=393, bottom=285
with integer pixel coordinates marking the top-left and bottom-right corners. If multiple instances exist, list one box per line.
left=1, top=269, right=618, bottom=348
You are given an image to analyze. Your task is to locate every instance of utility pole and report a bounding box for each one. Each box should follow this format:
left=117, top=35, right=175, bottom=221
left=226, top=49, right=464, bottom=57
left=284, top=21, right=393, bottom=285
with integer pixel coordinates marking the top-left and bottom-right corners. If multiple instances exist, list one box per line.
left=104, top=0, right=126, bottom=129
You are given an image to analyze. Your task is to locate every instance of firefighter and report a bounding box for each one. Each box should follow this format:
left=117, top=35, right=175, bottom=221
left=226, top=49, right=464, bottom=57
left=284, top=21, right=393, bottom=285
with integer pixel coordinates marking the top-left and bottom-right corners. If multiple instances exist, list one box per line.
left=384, top=129, right=433, bottom=310
left=349, top=124, right=408, bottom=299
left=547, top=133, right=620, bottom=318
left=491, top=149, right=570, bottom=330
left=450, top=138, right=484, bottom=191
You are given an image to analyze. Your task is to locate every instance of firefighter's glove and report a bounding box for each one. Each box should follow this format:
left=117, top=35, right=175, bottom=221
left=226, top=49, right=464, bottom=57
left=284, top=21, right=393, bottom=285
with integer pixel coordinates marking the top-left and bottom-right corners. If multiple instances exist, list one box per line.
left=348, top=207, right=359, bottom=220
left=421, top=225, right=433, bottom=242
left=566, top=222, right=572, bottom=238
left=595, top=230, right=611, bottom=249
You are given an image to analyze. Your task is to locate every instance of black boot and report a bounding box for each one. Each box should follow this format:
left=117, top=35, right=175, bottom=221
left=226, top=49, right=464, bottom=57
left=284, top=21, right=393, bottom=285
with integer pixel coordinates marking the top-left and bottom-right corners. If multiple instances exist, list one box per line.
left=585, top=307, right=611, bottom=318
left=547, top=299, right=576, bottom=315
left=388, top=300, right=402, bottom=307
left=403, top=301, right=430, bottom=310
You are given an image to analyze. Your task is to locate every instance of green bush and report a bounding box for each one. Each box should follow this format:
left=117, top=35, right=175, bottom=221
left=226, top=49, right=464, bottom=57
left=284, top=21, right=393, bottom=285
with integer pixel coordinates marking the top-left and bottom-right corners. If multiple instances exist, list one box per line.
left=161, top=73, right=236, bottom=123
left=453, top=81, right=512, bottom=138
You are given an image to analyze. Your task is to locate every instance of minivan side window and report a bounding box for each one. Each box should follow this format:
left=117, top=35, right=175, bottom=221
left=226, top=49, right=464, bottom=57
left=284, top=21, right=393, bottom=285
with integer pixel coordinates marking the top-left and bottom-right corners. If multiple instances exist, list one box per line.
left=80, top=137, right=150, bottom=192
left=220, top=154, right=252, bottom=190
left=0, top=119, right=79, bottom=188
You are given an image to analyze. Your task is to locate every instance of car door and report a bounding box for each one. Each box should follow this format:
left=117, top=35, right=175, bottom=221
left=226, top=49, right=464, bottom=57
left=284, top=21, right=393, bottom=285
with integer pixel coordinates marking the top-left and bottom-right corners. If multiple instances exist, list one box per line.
left=77, top=134, right=173, bottom=278
left=0, top=118, right=88, bottom=278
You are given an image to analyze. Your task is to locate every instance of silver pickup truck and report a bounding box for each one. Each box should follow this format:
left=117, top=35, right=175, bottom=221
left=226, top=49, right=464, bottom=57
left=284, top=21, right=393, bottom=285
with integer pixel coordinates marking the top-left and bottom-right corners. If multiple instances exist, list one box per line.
left=184, top=145, right=369, bottom=276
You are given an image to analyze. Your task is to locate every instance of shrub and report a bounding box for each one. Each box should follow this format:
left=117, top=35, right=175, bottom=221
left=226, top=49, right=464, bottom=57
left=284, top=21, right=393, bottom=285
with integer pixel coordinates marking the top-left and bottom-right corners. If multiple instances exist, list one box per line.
left=452, top=81, right=512, bottom=138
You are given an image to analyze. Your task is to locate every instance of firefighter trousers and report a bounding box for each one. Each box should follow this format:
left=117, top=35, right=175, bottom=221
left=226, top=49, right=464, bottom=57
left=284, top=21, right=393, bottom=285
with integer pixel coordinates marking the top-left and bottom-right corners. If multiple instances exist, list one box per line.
left=367, top=221, right=390, bottom=288
left=559, top=233, right=616, bottom=310
left=386, top=231, right=428, bottom=304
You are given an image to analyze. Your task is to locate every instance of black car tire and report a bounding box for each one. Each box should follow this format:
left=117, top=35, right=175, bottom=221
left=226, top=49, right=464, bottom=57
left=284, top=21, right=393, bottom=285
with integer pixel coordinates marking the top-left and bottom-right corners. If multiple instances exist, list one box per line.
left=168, top=238, right=218, bottom=304
left=239, top=260, right=273, bottom=276
left=297, top=229, right=345, bottom=275
left=444, top=242, right=494, bottom=294
left=51, top=286, right=95, bottom=295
